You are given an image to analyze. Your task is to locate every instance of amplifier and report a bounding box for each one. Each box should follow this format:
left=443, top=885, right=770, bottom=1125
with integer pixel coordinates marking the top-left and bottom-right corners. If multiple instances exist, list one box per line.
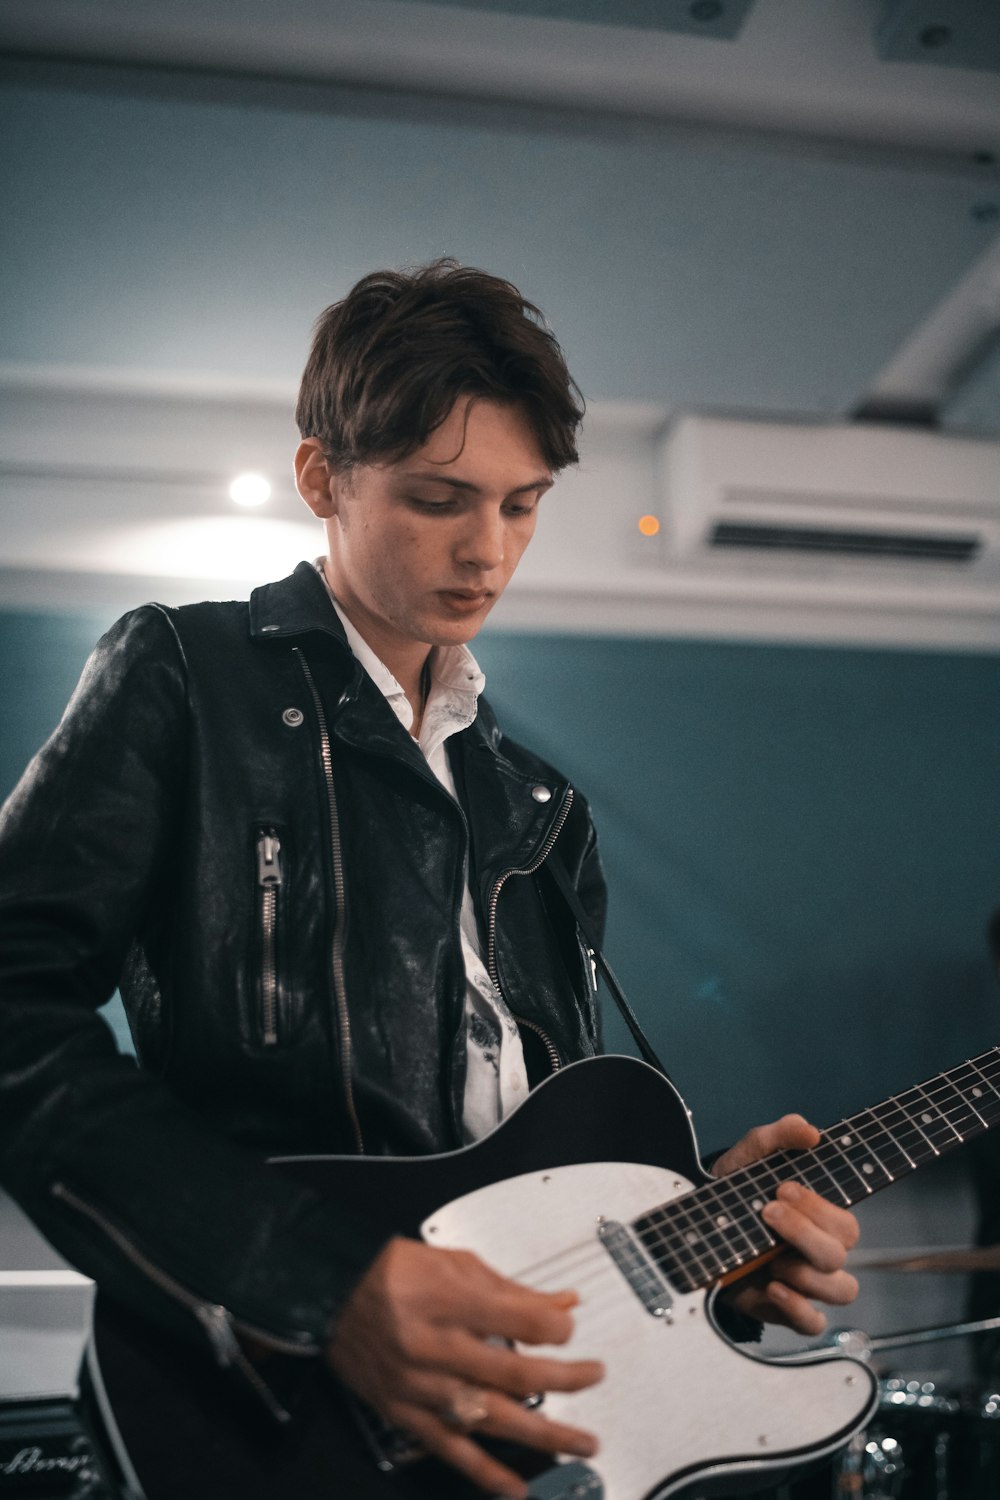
left=0, top=1399, right=119, bottom=1498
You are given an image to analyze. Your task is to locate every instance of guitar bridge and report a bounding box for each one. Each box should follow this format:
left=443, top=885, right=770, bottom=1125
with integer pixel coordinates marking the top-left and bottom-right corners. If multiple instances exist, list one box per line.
left=597, top=1217, right=673, bottom=1321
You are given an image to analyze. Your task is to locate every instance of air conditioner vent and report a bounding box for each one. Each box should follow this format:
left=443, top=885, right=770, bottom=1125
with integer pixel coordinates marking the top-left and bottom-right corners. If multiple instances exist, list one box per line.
left=709, top=521, right=981, bottom=564
left=661, top=416, right=1000, bottom=595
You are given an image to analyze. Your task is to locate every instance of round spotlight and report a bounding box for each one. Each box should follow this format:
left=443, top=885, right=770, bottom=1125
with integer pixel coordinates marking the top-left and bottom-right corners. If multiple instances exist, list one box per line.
left=638, top=514, right=661, bottom=537
left=229, top=472, right=271, bottom=507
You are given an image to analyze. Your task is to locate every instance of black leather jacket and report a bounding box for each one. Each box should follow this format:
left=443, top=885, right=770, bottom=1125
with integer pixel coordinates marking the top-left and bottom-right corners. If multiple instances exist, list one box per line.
left=0, top=563, right=605, bottom=1372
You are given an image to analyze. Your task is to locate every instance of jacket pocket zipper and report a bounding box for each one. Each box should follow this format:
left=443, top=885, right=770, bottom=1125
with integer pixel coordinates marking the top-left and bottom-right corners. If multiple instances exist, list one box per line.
left=51, top=1183, right=318, bottom=1421
left=486, top=788, right=574, bottom=1075
left=256, top=829, right=282, bottom=1046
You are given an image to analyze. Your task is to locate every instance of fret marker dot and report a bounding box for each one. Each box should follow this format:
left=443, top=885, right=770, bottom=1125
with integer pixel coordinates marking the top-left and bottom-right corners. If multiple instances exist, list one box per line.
left=973, top=1088, right=983, bottom=1098
left=716, top=1214, right=730, bottom=1229
left=862, top=1162, right=875, bottom=1174
left=686, top=1231, right=699, bottom=1246
left=840, top=1135, right=852, bottom=1146
left=752, top=1198, right=764, bottom=1211
left=921, top=1114, right=933, bottom=1125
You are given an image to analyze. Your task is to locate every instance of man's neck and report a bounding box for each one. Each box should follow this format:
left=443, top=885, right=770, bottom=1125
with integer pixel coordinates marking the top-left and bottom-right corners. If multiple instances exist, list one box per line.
left=321, top=565, right=432, bottom=726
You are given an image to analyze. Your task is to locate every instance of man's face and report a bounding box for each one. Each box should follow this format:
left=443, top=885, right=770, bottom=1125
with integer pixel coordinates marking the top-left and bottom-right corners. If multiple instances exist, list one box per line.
left=305, top=398, right=553, bottom=663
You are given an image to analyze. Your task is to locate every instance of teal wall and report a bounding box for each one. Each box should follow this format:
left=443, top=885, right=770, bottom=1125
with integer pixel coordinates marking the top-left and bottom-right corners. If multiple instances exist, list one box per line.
left=3, top=607, right=999, bottom=1153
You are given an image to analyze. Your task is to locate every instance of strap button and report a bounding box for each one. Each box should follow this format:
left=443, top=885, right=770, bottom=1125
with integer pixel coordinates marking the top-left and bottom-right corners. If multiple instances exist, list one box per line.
left=282, top=707, right=304, bottom=728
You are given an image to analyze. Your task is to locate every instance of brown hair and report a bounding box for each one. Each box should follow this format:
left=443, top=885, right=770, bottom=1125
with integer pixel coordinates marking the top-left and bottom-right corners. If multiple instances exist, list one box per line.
left=296, top=259, right=584, bottom=473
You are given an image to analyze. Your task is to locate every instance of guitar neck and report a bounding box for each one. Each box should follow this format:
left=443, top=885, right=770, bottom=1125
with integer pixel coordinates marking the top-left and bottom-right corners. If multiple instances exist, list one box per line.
left=632, top=1044, right=1000, bottom=1294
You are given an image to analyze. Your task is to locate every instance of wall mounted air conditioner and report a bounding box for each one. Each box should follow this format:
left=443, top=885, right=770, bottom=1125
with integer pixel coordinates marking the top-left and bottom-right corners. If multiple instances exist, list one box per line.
left=660, top=416, right=1000, bottom=585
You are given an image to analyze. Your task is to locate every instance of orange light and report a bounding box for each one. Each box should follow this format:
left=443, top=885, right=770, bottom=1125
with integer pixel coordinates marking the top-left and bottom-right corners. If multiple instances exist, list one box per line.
left=638, top=514, right=661, bottom=537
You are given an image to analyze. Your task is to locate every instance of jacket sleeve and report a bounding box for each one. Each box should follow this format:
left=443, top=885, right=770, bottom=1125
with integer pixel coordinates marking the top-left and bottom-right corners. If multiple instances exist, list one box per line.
left=0, top=607, right=388, bottom=1398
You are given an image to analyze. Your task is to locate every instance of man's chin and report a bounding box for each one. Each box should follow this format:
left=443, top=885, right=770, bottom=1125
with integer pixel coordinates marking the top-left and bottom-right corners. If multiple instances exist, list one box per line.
left=425, top=597, right=496, bottom=642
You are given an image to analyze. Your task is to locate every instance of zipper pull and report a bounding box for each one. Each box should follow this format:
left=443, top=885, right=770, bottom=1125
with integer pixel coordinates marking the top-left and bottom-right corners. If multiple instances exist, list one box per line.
left=195, top=1304, right=293, bottom=1424
left=257, top=832, right=282, bottom=887
left=196, top=1302, right=242, bottom=1368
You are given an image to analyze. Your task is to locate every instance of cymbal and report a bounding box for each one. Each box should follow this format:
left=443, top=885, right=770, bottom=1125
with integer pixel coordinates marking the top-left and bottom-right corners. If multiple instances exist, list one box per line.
left=853, top=1244, right=1000, bottom=1273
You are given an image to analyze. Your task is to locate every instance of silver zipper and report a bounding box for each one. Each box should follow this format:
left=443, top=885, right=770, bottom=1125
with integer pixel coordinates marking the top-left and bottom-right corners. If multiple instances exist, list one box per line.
left=257, top=830, right=282, bottom=1046
left=294, top=649, right=364, bottom=1154
left=486, top=787, right=574, bottom=1075
left=51, top=1182, right=316, bottom=1420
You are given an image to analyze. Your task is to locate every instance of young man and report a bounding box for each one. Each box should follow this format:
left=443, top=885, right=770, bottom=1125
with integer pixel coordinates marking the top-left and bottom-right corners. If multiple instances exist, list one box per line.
left=0, top=261, right=859, bottom=1499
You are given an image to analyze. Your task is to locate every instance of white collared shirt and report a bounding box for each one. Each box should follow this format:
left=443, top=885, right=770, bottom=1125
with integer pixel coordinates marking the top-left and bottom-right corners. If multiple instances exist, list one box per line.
left=315, top=566, right=529, bottom=1142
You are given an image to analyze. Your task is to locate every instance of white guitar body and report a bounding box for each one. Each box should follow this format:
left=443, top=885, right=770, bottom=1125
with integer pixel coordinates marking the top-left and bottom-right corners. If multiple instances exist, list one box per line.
left=424, top=1161, right=879, bottom=1500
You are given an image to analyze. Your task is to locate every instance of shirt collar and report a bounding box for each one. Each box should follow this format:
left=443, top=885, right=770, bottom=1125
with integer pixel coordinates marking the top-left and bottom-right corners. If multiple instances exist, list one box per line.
left=313, top=560, right=485, bottom=736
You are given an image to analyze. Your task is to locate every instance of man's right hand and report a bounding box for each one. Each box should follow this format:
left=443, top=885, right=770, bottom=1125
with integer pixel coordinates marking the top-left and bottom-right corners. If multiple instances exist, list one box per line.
left=325, top=1236, right=604, bottom=1498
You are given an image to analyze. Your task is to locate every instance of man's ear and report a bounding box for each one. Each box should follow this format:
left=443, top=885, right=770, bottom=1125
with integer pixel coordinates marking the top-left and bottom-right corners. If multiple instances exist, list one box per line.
left=295, top=439, right=340, bottom=519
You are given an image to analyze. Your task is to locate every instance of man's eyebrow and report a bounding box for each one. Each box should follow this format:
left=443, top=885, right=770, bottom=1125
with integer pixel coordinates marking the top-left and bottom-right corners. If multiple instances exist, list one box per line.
left=400, top=471, right=553, bottom=495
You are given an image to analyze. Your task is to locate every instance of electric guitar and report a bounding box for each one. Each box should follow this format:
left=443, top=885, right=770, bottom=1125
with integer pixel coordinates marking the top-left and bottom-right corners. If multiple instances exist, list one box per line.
left=84, top=1048, right=1000, bottom=1500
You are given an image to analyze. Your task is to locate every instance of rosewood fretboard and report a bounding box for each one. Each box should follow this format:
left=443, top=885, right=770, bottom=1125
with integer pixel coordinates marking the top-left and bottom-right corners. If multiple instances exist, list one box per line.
left=632, top=1046, right=1000, bottom=1294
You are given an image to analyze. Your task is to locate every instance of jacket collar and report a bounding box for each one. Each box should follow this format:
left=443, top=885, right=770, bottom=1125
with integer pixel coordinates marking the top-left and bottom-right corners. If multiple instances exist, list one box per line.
left=249, top=561, right=352, bottom=645
left=248, top=564, right=564, bottom=843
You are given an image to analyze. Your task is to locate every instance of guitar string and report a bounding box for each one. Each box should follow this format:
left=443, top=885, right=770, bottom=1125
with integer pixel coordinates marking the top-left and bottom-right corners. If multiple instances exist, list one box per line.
left=635, top=1059, right=1000, bottom=1286
left=454, top=1052, right=1000, bottom=1316
left=508, top=1118, right=998, bottom=1300
left=500, top=1059, right=1000, bottom=1302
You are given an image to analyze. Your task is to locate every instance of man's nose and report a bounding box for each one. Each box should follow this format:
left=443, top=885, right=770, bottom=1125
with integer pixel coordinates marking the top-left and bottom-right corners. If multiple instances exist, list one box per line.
left=456, top=506, right=505, bottom=570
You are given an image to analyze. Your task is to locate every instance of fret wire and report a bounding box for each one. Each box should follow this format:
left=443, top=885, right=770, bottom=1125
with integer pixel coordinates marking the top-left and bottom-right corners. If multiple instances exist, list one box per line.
left=635, top=1221, right=717, bottom=1291
left=950, top=1057, right=1000, bottom=1117
left=909, top=1083, right=963, bottom=1144
left=726, top=1164, right=779, bottom=1218
left=877, top=1095, right=942, bottom=1158
left=845, top=1104, right=917, bottom=1158
left=832, top=1112, right=897, bottom=1188
left=930, top=1073, right=986, bottom=1131
left=661, top=1201, right=750, bottom=1270
left=927, top=1067, right=982, bottom=1113
left=636, top=1201, right=726, bottom=1285
left=633, top=1221, right=707, bottom=1283
left=639, top=1174, right=776, bottom=1285
left=814, top=1134, right=875, bottom=1196
left=660, top=1190, right=739, bottom=1253
left=807, top=1142, right=869, bottom=1203
left=708, top=1175, right=776, bottom=1260
left=965, top=1058, right=1000, bottom=1119
left=827, top=1116, right=905, bottom=1182
left=712, top=1170, right=778, bottom=1234
left=973, top=1047, right=1000, bottom=1083
left=852, top=1108, right=914, bottom=1162
left=880, top=1096, right=946, bottom=1156
left=956, top=1055, right=1000, bottom=1099
left=756, top=1139, right=852, bottom=1202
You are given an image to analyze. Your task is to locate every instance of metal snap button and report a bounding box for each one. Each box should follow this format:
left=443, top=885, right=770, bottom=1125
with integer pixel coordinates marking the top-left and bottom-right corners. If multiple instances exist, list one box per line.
left=282, top=707, right=304, bottom=728
left=531, top=785, right=552, bottom=803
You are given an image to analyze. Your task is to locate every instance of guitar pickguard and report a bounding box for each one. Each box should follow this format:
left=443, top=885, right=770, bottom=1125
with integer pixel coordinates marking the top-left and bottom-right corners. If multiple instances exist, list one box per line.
left=424, top=1159, right=878, bottom=1500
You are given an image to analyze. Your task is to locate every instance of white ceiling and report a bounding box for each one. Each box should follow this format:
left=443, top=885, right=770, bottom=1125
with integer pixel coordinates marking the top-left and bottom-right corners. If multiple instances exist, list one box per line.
left=1, top=0, right=999, bottom=644
left=2, top=0, right=998, bottom=155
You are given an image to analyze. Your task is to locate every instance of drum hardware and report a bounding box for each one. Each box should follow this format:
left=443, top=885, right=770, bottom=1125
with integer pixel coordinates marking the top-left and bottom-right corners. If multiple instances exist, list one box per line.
left=849, top=1244, right=1000, bottom=1275
left=825, top=1313, right=1000, bottom=1361
left=816, top=1317, right=1000, bottom=1500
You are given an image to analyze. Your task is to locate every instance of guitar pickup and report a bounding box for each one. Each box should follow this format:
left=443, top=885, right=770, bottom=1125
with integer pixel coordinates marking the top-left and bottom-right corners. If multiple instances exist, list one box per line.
left=597, top=1217, right=674, bottom=1321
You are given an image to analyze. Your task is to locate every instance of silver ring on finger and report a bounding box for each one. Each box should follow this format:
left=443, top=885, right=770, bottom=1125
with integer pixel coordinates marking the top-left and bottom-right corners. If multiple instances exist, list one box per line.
left=441, top=1385, right=490, bottom=1432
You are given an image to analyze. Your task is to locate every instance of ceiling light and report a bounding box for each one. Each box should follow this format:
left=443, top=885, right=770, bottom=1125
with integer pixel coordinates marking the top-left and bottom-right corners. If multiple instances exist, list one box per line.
left=229, top=472, right=271, bottom=507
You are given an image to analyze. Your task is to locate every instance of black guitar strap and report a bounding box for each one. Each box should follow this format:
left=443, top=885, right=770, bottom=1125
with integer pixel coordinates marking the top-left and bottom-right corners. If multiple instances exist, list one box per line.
left=545, top=854, right=671, bottom=1081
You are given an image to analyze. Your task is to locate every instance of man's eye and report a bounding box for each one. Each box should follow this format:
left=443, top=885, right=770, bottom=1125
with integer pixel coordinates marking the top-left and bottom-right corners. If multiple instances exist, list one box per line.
left=409, top=497, right=454, bottom=511
left=503, top=502, right=537, bottom=518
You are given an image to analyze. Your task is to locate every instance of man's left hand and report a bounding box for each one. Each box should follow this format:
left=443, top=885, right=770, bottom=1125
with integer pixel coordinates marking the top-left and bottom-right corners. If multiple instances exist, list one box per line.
left=711, top=1113, right=860, bottom=1336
